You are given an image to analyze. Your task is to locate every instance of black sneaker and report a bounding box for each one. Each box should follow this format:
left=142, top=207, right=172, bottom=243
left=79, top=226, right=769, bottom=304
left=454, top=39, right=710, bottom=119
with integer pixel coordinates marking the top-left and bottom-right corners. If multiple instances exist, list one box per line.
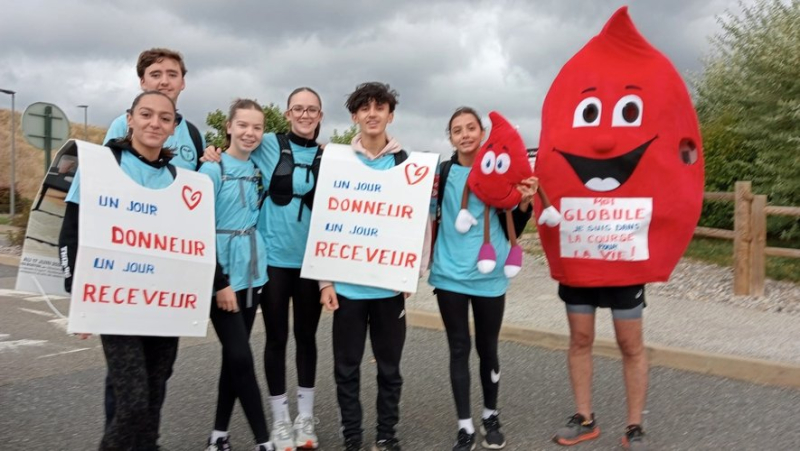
left=206, top=436, right=232, bottom=451
left=552, top=413, right=600, bottom=446
left=372, top=437, right=401, bottom=451
left=621, top=424, right=647, bottom=450
left=344, top=436, right=363, bottom=451
left=453, top=428, right=476, bottom=451
left=480, top=415, right=506, bottom=449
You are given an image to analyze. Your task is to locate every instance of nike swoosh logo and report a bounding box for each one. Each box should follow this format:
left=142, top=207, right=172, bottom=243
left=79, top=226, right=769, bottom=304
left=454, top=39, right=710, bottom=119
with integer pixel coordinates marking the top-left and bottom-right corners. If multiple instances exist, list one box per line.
left=399, top=309, right=406, bottom=319
left=635, top=289, right=643, bottom=299
left=491, top=369, right=500, bottom=383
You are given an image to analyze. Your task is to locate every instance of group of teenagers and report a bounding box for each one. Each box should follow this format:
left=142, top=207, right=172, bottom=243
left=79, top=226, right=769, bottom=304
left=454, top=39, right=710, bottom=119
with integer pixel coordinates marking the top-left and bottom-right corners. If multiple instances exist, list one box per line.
left=59, top=47, right=649, bottom=451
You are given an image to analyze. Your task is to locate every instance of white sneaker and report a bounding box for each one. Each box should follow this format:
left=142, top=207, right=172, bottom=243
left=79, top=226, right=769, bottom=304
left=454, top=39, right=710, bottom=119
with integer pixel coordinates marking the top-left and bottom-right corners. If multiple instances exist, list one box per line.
left=271, top=420, right=296, bottom=451
left=293, top=414, right=319, bottom=449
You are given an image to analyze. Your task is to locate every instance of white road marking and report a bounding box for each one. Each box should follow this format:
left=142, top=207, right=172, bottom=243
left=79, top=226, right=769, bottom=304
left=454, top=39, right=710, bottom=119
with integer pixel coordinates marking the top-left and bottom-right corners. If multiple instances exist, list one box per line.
left=36, top=348, right=91, bottom=359
left=19, top=307, right=57, bottom=318
left=0, top=339, right=48, bottom=352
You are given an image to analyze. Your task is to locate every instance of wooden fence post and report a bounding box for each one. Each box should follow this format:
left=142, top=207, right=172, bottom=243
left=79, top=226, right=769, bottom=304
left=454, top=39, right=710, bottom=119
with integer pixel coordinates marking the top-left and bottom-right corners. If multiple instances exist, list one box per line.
left=733, top=181, right=753, bottom=295
left=749, top=194, right=767, bottom=296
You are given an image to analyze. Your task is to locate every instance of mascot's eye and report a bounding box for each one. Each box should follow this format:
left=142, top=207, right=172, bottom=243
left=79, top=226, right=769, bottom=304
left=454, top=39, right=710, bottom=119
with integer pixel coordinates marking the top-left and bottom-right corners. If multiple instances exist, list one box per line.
left=495, top=154, right=511, bottom=174
left=572, top=97, right=603, bottom=127
left=612, top=95, right=643, bottom=126
left=573, top=97, right=602, bottom=127
left=480, top=151, right=497, bottom=175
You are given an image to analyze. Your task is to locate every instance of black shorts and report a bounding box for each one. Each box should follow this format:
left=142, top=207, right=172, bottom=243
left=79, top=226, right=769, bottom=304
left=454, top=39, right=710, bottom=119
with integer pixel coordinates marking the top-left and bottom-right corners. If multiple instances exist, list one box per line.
left=558, top=284, right=646, bottom=310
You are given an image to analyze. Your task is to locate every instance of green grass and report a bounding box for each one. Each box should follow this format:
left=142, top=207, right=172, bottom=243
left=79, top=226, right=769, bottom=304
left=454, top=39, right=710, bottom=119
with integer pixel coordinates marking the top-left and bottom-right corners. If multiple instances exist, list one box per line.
left=524, top=222, right=799, bottom=284
left=0, top=215, right=9, bottom=225
left=681, top=237, right=799, bottom=284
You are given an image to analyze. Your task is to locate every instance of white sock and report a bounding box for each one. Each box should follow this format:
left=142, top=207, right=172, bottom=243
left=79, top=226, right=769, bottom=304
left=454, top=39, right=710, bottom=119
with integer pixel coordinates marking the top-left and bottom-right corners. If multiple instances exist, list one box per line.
left=210, top=430, right=228, bottom=442
left=458, top=418, right=475, bottom=434
left=269, top=393, right=291, bottom=424
left=297, top=386, right=315, bottom=418
left=482, top=408, right=498, bottom=420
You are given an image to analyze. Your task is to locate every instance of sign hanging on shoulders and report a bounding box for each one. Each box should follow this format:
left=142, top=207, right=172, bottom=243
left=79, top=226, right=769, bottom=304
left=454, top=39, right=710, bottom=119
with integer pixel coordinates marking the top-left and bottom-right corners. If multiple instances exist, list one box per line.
left=301, top=144, right=438, bottom=293
left=67, top=141, right=216, bottom=337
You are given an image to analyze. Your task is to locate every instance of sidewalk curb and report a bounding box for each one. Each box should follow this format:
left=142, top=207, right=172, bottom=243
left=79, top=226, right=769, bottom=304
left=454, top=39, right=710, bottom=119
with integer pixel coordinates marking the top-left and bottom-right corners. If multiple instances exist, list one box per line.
left=407, top=309, right=800, bottom=390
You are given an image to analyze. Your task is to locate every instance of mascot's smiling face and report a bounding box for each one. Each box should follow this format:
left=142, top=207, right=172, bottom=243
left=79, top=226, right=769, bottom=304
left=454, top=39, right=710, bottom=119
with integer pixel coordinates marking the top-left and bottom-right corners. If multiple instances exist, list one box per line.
left=534, top=6, right=705, bottom=286
left=468, top=111, right=533, bottom=210
left=541, top=7, right=702, bottom=195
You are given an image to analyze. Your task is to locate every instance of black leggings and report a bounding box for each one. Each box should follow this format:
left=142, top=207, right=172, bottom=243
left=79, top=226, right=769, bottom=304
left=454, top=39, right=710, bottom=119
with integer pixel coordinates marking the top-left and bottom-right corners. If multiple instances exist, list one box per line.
left=210, top=286, right=269, bottom=444
left=333, top=294, right=406, bottom=441
left=436, top=289, right=505, bottom=419
left=262, top=266, right=322, bottom=395
left=100, top=334, right=179, bottom=451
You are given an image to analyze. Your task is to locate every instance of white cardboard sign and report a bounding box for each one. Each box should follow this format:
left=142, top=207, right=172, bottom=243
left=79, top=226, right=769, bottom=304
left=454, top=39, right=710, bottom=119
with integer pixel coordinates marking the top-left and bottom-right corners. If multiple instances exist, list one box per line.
left=301, top=144, right=438, bottom=292
left=559, top=197, right=652, bottom=261
left=67, top=141, right=216, bottom=337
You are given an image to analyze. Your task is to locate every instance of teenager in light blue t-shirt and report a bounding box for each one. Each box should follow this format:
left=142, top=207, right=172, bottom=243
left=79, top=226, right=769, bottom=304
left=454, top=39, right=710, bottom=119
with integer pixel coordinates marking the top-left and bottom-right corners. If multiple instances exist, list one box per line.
left=429, top=107, right=536, bottom=451
left=97, top=47, right=207, bottom=436
left=103, top=48, right=205, bottom=171
left=198, top=99, right=272, bottom=451
left=203, top=87, right=326, bottom=451
left=319, top=82, right=431, bottom=451
left=59, top=91, right=187, bottom=451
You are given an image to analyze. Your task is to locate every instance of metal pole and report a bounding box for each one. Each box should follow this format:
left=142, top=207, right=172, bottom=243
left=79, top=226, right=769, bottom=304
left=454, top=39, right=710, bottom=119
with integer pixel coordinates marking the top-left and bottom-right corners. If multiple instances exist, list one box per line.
left=10, top=92, right=14, bottom=216
left=77, top=104, right=88, bottom=140
left=44, top=105, right=53, bottom=173
left=0, top=89, right=15, bottom=216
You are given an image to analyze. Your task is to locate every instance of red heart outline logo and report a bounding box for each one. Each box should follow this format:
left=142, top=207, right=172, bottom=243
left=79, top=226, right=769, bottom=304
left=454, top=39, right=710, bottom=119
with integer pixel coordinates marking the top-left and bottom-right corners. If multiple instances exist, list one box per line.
left=404, top=163, right=429, bottom=186
left=182, top=185, right=202, bottom=210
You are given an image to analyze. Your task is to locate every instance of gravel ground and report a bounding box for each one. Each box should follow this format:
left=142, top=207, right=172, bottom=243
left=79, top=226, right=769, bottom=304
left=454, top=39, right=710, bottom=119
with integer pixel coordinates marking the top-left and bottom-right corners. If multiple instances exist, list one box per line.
left=4, top=231, right=798, bottom=315
left=519, top=234, right=800, bottom=316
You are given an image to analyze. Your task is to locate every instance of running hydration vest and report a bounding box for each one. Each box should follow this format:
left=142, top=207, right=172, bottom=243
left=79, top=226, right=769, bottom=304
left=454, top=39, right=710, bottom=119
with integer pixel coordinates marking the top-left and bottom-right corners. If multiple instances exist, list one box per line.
left=267, top=134, right=408, bottom=221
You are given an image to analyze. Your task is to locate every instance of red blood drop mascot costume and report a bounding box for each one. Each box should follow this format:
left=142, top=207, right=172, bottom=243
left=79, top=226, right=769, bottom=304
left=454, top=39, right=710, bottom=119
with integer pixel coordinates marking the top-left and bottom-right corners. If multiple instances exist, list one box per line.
left=535, top=7, right=704, bottom=287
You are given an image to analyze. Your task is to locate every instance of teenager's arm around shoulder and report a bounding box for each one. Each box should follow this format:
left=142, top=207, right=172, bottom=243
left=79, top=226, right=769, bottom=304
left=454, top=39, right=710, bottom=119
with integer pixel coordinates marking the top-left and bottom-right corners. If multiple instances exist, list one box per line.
left=103, top=114, right=128, bottom=145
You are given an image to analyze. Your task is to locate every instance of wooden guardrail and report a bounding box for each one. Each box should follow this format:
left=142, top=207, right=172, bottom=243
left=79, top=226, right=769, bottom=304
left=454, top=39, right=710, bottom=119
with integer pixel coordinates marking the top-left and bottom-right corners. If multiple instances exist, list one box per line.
left=694, top=181, right=800, bottom=296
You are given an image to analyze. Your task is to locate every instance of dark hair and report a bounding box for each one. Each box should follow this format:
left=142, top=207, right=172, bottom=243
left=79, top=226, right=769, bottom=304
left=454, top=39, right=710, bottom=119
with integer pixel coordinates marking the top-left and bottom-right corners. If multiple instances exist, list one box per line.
left=223, top=98, right=264, bottom=148
left=121, top=91, right=176, bottom=156
left=287, top=87, right=322, bottom=109
left=447, top=106, right=484, bottom=135
left=287, top=87, right=322, bottom=140
left=345, top=82, right=399, bottom=113
left=136, top=48, right=187, bottom=78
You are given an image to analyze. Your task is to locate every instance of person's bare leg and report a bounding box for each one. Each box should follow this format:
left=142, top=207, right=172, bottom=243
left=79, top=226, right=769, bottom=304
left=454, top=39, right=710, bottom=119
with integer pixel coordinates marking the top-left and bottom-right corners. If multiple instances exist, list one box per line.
left=567, top=312, right=596, bottom=419
left=613, top=317, right=647, bottom=426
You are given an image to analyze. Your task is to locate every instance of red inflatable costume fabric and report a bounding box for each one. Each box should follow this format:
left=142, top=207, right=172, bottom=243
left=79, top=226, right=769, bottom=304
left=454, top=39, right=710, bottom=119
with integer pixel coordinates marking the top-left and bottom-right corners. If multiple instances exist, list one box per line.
left=534, top=6, right=704, bottom=287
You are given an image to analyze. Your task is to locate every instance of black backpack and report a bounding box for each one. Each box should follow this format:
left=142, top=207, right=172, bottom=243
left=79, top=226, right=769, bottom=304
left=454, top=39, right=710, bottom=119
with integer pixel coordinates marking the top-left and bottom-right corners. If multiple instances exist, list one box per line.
left=434, top=154, right=529, bottom=242
left=267, top=134, right=408, bottom=221
left=185, top=120, right=204, bottom=171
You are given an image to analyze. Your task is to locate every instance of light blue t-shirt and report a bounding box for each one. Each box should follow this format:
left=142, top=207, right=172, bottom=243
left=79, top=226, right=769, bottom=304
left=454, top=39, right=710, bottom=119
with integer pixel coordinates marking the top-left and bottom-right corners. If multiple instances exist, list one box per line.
left=249, top=133, right=318, bottom=268
left=104, top=114, right=204, bottom=171
left=428, top=164, right=511, bottom=297
left=65, top=150, right=176, bottom=204
left=199, top=153, right=268, bottom=291
left=332, top=152, right=403, bottom=301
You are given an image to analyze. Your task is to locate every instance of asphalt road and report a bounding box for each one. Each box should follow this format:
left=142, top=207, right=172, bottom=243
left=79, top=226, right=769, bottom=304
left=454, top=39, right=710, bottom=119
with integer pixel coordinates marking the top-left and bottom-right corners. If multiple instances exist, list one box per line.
left=2, top=292, right=799, bottom=450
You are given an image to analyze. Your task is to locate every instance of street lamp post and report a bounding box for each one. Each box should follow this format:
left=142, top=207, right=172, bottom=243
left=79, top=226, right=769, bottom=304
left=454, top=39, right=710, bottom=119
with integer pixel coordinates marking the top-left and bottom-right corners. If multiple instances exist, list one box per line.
left=77, top=104, right=88, bottom=140
left=0, top=88, right=16, bottom=216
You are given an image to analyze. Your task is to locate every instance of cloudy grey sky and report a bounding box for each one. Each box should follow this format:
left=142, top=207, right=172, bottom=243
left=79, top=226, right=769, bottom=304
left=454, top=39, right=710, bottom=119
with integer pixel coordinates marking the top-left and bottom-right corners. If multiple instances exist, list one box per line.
left=1, top=0, right=752, bottom=153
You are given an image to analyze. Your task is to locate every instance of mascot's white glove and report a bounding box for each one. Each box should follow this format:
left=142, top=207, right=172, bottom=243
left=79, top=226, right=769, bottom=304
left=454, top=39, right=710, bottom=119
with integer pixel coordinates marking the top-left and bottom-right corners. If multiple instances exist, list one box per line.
left=455, top=209, right=478, bottom=233
left=538, top=205, right=562, bottom=227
